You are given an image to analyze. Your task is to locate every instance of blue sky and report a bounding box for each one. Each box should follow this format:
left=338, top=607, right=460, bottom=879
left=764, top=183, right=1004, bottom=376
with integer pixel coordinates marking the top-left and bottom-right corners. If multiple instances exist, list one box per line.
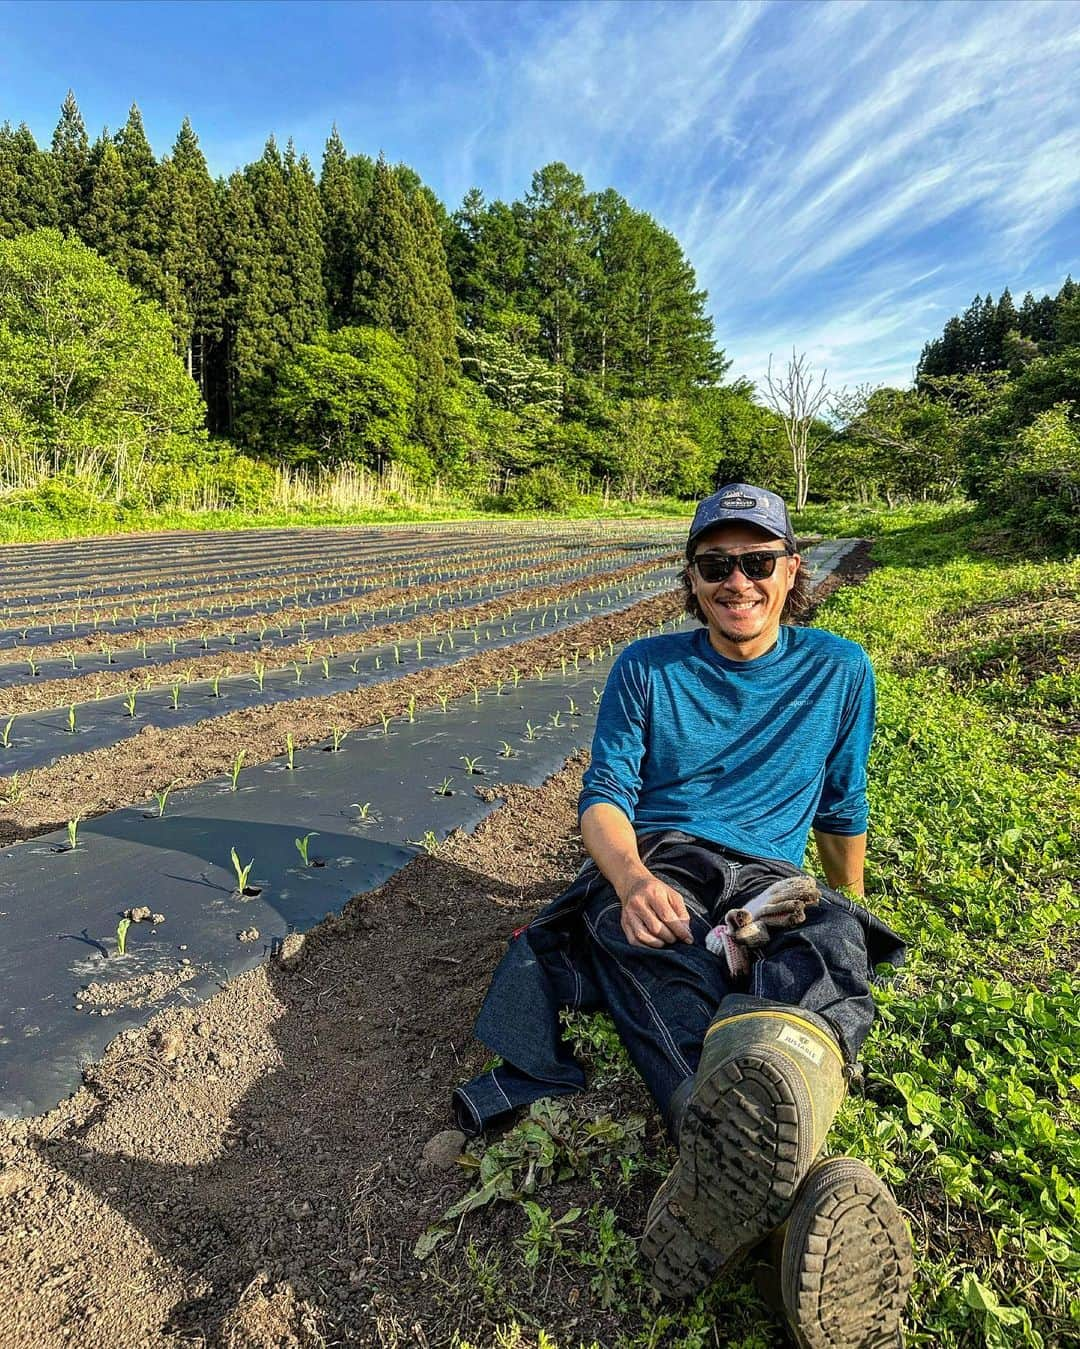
left=2, top=0, right=1079, bottom=391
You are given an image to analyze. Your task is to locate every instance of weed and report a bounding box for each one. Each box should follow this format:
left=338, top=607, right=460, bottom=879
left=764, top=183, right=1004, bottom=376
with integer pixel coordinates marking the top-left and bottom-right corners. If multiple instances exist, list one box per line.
left=115, top=917, right=130, bottom=957
left=294, top=832, right=318, bottom=866
left=229, top=749, right=246, bottom=791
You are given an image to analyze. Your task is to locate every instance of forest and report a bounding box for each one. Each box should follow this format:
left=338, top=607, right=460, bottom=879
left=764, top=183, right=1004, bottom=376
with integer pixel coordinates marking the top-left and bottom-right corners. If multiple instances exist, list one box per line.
left=0, top=92, right=1077, bottom=543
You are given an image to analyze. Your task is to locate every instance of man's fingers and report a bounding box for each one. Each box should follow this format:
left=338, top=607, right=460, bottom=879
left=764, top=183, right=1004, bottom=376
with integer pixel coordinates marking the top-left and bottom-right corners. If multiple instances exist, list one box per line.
left=621, top=911, right=665, bottom=947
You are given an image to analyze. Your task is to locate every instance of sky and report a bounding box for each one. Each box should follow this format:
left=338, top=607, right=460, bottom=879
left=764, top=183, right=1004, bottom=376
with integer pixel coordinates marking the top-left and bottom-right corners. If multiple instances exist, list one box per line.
left=2, top=0, right=1079, bottom=392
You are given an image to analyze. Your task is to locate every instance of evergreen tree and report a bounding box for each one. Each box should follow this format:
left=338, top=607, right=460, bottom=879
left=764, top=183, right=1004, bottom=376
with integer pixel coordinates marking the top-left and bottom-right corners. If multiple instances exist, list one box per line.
left=0, top=123, right=59, bottom=237
left=168, top=118, right=223, bottom=394
left=319, top=126, right=360, bottom=327
left=990, top=288, right=1018, bottom=368
left=80, top=133, right=130, bottom=274
left=114, top=103, right=160, bottom=296
left=448, top=189, right=527, bottom=331
left=521, top=162, right=596, bottom=373
left=50, top=90, right=89, bottom=230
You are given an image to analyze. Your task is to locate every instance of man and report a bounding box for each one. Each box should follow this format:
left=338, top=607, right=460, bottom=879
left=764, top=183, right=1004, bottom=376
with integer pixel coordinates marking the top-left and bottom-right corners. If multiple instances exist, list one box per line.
left=453, top=484, right=912, bottom=1347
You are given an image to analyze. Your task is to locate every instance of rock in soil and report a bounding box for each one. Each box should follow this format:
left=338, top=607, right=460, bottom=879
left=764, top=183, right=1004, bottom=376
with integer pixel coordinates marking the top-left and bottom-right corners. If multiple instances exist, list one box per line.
left=125, top=905, right=152, bottom=922
left=238, top=927, right=260, bottom=943
left=276, top=932, right=306, bottom=971
left=421, top=1129, right=467, bottom=1170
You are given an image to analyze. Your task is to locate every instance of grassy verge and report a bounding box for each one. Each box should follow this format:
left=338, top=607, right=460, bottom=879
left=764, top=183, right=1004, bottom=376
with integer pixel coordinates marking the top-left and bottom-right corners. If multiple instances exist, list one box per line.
left=417, top=503, right=1080, bottom=1348
left=0, top=494, right=693, bottom=545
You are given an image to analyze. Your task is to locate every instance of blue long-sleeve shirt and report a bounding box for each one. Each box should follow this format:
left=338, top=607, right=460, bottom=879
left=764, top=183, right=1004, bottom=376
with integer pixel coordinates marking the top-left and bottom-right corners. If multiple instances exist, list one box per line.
left=579, top=624, right=875, bottom=869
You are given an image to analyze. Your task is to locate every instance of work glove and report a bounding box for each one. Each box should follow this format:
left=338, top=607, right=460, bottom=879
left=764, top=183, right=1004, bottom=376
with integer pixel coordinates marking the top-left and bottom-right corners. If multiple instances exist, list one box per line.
left=705, top=876, right=820, bottom=979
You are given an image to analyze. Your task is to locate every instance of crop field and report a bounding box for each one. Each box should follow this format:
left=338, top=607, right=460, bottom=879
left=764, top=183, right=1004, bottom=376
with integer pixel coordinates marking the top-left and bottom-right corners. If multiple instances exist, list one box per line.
left=0, top=507, right=1075, bottom=1349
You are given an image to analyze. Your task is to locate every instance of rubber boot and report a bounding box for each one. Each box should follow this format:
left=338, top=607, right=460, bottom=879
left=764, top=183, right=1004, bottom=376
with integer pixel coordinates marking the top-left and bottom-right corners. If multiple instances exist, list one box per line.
left=642, top=995, right=848, bottom=1300
left=773, top=1156, right=913, bottom=1347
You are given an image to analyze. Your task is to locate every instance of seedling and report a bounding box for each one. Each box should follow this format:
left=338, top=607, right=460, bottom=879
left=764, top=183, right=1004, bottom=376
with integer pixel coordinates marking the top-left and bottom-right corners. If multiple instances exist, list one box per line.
left=229, top=749, right=246, bottom=791
left=566, top=697, right=581, bottom=717
left=170, top=682, right=181, bottom=710
left=525, top=721, right=539, bottom=741
left=498, top=741, right=515, bottom=758
left=100, top=643, right=114, bottom=665
left=470, top=683, right=481, bottom=706
left=3, top=771, right=24, bottom=806
left=436, top=691, right=450, bottom=713
left=533, top=665, right=545, bottom=682
left=512, top=670, right=522, bottom=689
left=66, top=816, right=80, bottom=850
left=285, top=733, right=296, bottom=770
left=0, top=716, right=13, bottom=748
left=230, top=846, right=257, bottom=895
left=123, top=690, right=137, bottom=717
left=349, top=658, right=361, bottom=674
left=415, top=638, right=423, bottom=659
left=67, top=650, right=78, bottom=670
left=352, top=801, right=373, bottom=820
left=461, top=755, right=484, bottom=775
left=321, top=657, right=330, bottom=679
left=67, top=704, right=77, bottom=734
left=331, top=727, right=348, bottom=753
left=592, top=686, right=602, bottom=705
left=294, top=832, right=318, bottom=866
left=406, top=695, right=417, bottom=723
left=433, top=776, right=455, bottom=797
left=26, top=654, right=38, bottom=677
left=379, top=711, right=392, bottom=734
left=116, top=917, right=131, bottom=957
left=393, top=644, right=401, bottom=664
left=152, top=780, right=179, bottom=818
left=374, top=655, right=382, bottom=670
left=292, top=662, right=304, bottom=685
left=549, top=711, right=563, bottom=728
left=210, top=671, right=225, bottom=698
left=252, top=661, right=266, bottom=691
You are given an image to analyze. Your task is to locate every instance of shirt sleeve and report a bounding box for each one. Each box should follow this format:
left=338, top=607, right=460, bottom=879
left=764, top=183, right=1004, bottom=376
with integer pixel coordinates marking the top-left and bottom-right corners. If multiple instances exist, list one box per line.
left=578, top=646, right=648, bottom=824
left=812, top=649, right=875, bottom=836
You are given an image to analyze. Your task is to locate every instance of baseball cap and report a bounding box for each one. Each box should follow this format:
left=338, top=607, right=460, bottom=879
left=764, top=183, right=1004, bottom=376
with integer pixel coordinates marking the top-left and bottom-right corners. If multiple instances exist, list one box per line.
left=687, top=482, right=796, bottom=554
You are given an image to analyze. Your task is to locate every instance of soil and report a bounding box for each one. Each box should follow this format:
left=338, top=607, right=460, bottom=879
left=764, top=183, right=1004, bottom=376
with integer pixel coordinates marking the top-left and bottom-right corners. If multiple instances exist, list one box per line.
left=0, top=539, right=874, bottom=1349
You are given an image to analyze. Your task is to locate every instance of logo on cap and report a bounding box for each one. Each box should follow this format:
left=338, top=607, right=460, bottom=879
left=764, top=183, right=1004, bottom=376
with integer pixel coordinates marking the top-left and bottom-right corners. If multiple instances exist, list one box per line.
left=717, top=493, right=758, bottom=510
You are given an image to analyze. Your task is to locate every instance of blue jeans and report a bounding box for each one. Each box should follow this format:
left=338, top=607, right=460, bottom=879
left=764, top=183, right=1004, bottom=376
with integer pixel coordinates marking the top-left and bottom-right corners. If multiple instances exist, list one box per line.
left=452, top=831, right=905, bottom=1136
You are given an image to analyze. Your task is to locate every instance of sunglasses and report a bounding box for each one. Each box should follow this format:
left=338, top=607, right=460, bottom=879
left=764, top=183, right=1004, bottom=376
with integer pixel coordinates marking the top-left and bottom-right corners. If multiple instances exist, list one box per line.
left=692, top=549, right=791, bottom=582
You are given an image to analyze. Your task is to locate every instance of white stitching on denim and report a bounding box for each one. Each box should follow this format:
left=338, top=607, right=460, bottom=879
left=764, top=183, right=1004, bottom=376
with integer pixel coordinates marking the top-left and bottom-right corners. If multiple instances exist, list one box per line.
left=490, top=1068, right=513, bottom=1111
left=583, top=909, right=694, bottom=1079
left=559, top=949, right=582, bottom=1009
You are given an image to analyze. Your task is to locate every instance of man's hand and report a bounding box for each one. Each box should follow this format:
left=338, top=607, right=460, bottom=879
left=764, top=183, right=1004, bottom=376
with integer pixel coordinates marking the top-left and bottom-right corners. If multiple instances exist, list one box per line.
left=619, top=873, right=694, bottom=948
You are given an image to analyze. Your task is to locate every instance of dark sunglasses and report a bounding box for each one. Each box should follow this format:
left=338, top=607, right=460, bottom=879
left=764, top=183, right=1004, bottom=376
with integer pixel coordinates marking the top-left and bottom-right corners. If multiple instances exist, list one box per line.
left=693, top=549, right=791, bottom=582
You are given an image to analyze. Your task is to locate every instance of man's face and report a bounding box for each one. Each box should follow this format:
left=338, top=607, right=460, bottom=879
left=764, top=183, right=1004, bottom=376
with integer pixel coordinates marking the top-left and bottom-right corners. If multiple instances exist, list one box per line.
left=689, top=522, right=800, bottom=660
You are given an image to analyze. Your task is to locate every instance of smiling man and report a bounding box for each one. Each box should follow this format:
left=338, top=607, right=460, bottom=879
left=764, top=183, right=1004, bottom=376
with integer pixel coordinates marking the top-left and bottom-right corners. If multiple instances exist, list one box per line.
left=453, top=484, right=913, bottom=1347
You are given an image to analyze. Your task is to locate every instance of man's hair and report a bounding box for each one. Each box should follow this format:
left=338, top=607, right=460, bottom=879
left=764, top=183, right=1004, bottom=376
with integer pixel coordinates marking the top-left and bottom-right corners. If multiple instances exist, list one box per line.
left=679, top=543, right=813, bottom=625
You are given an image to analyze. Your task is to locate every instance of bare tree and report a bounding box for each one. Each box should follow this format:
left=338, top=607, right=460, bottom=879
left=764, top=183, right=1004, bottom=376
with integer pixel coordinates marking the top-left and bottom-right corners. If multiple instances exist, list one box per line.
left=761, top=350, right=857, bottom=509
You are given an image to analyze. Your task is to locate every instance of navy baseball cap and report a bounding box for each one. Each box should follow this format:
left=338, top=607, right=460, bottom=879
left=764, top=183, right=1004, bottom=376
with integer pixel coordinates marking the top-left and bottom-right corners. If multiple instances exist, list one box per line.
left=687, top=483, right=796, bottom=554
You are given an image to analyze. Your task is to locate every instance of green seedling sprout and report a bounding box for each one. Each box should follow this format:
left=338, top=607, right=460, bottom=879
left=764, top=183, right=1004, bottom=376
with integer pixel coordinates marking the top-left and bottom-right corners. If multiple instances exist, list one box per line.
left=170, top=682, right=181, bottom=710
left=470, top=683, right=481, bottom=706
left=230, top=847, right=254, bottom=894
left=67, top=703, right=77, bottom=734
left=229, top=749, right=246, bottom=791
left=415, top=638, right=423, bottom=659
left=436, top=691, right=449, bottom=713
left=292, top=662, right=304, bottom=685
left=153, top=780, right=179, bottom=818
left=592, top=686, right=602, bottom=705
left=393, top=644, right=401, bottom=664
left=253, top=661, right=266, bottom=691
left=124, top=691, right=137, bottom=718
left=549, top=711, right=563, bottom=728
left=352, top=801, right=373, bottom=819
left=285, top=732, right=296, bottom=769
left=512, top=670, right=522, bottom=689
left=116, top=917, right=131, bottom=957
left=210, top=671, right=224, bottom=698
left=566, top=697, right=581, bottom=717
left=461, top=755, right=484, bottom=775
left=294, top=832, right=318, bottom=866
left=26, top=654, right=38, bottom=677
left=67, top=816, right=80, bottom=850
left=67, top=650, right=78, bottom=670
left=350, top=658, right=361, bottom=674
left=406, top=695, right=416, bottom=723
left=498, top=741, right=515, bottom=758
left=321, top=657, right=330, bottom=679
left=433, top=776, right=454, bottom=797
left=0, top=716, right=13, bottom=748
left=374, top=654, right=382, bottom=670
left=525, top=721, right=539, bottom=741
left=331, top=727, right=348, bottom=752
left=379, top=711, right=392, bottom=734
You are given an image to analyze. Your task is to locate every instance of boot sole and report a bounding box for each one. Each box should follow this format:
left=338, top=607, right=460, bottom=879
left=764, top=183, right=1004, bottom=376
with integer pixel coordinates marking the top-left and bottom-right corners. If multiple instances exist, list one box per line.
left=643, top=1049, right=814, bottom=1299
left=781, top=1158, right=913, bottom=1348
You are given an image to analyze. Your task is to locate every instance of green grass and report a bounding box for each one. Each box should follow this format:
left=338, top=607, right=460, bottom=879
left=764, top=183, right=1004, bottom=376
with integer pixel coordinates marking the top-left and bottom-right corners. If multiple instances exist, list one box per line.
left=0, top=492, right=693, bottom=544
left=420, top=502, right=1079, bottom=1348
